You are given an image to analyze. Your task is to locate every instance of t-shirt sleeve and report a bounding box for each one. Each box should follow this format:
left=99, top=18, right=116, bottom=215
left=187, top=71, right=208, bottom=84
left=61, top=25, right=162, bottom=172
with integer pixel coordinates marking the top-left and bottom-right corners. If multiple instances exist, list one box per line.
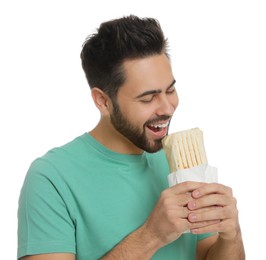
left=17, top=159, right=76, bottom=259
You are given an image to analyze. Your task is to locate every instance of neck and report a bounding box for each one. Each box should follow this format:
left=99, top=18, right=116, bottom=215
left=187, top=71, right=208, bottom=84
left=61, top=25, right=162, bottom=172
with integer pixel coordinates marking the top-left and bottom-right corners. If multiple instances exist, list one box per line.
left=89, top=119, right=143, bottom=155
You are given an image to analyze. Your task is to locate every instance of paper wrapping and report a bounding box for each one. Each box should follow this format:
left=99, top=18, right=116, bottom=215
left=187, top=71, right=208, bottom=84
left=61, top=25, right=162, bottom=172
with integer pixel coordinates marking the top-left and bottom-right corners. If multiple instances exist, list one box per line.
left=168, top=164, right=218, bottom=187
left=167, top=164, right=218, bottom=233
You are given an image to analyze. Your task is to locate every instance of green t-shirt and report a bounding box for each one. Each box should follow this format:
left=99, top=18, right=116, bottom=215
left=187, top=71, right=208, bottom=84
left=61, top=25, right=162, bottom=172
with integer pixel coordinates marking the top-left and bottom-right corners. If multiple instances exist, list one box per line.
left=18, top=133, right=212, bottom=259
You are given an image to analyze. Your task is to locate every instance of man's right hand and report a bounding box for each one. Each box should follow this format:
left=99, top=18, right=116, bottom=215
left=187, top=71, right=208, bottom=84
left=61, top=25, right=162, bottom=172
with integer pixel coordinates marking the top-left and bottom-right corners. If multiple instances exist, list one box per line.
left=102, top=181, right=221, bottom=259
left=142, top=181, right=217, bottom=247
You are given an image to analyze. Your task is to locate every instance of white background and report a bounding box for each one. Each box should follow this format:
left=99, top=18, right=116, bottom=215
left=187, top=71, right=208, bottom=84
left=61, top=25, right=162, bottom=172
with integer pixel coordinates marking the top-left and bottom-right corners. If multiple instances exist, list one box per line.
left=1, top=0, right=265, bottom=259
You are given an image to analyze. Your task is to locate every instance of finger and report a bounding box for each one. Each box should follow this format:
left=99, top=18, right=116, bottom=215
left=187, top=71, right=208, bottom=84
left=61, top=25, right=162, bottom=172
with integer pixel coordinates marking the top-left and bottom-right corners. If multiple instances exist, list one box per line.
left=188, top=206, right=236, bottom=223
left=188, top=205, right=221, bottom=214
left=170, top=181, right=205, bottom=195
left=191, top=183, right=233, bottom=198
left=178, top=218, right=194, bottom=233
left=189, top=219, right=221, bottom=230
left=190, top=218, right=236, bottom=235
left=168, top=205, right=191, bottom=219
left=190, top=221, right=221, bottom=235
left=187, top=194, right=236, bottom=209
left=176, top=194, right=194, bottom=207
left=158, top=191, right=192, bottom=217
left=160, top=189, right=193, bottom=207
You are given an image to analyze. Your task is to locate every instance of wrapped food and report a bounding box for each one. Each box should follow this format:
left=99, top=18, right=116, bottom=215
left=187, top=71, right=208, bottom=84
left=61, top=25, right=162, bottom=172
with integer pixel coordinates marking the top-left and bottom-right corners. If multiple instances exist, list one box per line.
left=162, top=128, right=218, bottom=233
left=162, top=128, right=207, bottom=172
left=162, top=127, right=218, bottom=187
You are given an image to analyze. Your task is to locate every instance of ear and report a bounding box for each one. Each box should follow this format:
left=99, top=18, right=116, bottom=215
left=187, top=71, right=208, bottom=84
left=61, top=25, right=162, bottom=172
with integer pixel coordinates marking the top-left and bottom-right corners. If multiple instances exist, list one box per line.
left=91, top=88, right=112, bottom=115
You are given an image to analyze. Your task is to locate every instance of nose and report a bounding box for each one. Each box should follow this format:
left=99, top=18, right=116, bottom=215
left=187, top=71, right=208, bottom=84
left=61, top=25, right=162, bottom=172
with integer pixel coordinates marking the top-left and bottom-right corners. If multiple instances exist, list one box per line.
left=156, top=94, right=178, bottom=116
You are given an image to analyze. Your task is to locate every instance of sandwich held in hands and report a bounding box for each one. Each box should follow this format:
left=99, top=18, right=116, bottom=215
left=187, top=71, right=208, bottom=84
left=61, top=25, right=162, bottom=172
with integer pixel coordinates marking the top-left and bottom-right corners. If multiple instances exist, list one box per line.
left=162, top=127, right=208, bottom=172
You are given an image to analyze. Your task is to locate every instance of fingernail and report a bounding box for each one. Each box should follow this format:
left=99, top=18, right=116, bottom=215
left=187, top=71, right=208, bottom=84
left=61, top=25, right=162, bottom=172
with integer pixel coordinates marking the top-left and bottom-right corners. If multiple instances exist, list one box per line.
left=190, top=214, right=197, bottom=220
left=193, top=190, right=200, bottom=197
left=188, top=201, right=196, bottom=209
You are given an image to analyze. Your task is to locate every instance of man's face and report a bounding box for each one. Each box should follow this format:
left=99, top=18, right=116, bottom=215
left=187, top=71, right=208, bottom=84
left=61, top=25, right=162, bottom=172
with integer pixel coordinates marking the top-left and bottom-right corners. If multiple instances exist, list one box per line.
left=109, top=54, right=179, bottom=153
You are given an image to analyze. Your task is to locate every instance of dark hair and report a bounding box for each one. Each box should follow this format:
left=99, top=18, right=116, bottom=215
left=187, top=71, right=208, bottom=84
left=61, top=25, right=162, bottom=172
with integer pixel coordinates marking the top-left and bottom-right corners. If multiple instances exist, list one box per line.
left=80, top=15, right=169, bottom=99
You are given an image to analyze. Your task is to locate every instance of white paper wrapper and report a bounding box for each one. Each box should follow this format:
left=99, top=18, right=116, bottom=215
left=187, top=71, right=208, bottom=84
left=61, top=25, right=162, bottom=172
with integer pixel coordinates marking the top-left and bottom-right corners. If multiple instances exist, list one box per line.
left=168, top=164, right=218, bottom=187
left=167, top=164, right=218, bottom=233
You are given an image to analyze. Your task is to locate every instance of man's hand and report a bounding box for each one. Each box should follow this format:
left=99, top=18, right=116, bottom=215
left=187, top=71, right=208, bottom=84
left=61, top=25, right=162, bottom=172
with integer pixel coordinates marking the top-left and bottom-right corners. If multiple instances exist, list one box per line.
left=102, top=181, right=244, bottom=259
left=142, top=181, right=220, bottom=247
left=187, top=183, right=240, bottom=240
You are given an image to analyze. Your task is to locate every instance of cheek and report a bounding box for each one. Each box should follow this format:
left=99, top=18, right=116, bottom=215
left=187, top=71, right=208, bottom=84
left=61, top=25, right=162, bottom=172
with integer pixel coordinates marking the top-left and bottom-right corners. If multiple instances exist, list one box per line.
left=125, top=104, right=153, bottom=126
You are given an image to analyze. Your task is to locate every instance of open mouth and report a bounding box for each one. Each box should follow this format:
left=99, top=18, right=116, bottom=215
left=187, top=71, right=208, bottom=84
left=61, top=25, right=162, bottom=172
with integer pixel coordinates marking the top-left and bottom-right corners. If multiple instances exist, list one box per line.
left=147, top=122, right=168, bottom=131
left=146, top=121, right=169, bottom=135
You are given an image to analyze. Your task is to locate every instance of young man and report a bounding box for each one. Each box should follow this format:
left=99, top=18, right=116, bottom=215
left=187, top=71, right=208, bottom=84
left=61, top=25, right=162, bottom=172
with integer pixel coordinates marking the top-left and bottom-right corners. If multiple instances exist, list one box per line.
left=18, top=15, right=245, bottom=259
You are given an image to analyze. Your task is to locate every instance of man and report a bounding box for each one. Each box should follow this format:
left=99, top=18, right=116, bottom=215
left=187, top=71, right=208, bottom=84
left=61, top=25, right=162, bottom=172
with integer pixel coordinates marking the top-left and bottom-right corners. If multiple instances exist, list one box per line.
left=18, top=15, right=245, bottom=259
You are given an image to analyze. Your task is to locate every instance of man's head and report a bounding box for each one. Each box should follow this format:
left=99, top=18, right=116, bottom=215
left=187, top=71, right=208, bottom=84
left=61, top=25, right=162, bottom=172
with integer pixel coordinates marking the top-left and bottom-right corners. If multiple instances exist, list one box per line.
left=80, top=15, right=169, bottom=100
left=81, top=15, right=178, bottom=154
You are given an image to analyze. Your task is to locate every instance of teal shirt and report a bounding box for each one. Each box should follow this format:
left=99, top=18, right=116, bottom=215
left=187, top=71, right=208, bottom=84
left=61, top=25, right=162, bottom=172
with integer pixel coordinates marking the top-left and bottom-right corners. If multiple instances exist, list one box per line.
left=18, top=133, right=212, bottom=259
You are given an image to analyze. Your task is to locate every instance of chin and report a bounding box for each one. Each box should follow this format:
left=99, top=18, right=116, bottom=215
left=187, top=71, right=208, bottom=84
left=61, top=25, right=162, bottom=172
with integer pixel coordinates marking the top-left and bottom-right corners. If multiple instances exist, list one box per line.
left=144, top=142, right=163, bottom=153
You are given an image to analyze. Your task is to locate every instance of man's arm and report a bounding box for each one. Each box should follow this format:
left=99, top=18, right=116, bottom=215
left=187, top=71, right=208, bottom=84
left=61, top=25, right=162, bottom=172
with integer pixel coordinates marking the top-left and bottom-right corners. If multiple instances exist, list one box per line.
left=101, top=224, right=162, bottom=259
left=196, top=234, right=218, bottom=260
left=205, top=230, right=244, bottom=260
left=196, top=230, right=245, bottom=260
left=21, top=253, right=75, bottom=260
left=101, top=182, right=221, bottom=259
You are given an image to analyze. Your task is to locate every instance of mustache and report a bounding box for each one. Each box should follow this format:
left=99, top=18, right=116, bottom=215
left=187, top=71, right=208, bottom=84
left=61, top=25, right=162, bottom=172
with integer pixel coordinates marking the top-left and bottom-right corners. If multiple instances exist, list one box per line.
left=145, top=115, right=172, bottom=125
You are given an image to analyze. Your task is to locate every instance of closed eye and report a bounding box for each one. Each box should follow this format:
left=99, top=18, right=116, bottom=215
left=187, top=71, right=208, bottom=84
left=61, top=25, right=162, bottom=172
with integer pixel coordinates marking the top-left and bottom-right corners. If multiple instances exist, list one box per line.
left=140, top=96, right=155, bottom=103
left=140, top=88, right=175, bottom=103
left=166, top=86, right=176, bottom=94
left=135, top=79, right=176, bottom=103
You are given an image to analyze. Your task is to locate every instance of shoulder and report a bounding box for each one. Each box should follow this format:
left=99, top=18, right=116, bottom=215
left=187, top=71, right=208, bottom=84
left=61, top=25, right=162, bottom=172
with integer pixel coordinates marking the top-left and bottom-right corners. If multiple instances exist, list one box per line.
left=43, top=133, right=89, bottom=160
left=24, top=134, right=89, bottom=183
left=32, top=133, right=89, bottom=168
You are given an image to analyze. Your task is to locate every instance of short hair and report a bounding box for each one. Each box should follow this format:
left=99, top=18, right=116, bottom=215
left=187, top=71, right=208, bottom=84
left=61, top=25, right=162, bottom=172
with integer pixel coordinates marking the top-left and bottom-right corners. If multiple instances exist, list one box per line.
left=80, top=15, right=169, bottom=99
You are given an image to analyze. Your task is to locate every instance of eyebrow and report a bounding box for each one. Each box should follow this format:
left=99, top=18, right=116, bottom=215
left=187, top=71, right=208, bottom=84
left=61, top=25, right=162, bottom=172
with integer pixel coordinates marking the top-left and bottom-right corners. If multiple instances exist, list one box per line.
left=134, top=79, right=176, bottom=99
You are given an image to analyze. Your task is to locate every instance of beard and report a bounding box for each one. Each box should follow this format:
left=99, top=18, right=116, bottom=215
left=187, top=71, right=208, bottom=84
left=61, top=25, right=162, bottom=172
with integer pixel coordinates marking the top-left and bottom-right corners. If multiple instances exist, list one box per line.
left=110, top=101, right=170, bottom=153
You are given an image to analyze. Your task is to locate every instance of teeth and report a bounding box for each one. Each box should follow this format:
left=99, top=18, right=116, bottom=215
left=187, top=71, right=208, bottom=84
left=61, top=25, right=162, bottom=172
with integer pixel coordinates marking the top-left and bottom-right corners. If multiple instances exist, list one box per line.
left=150, top=122, right=169, bottom=128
